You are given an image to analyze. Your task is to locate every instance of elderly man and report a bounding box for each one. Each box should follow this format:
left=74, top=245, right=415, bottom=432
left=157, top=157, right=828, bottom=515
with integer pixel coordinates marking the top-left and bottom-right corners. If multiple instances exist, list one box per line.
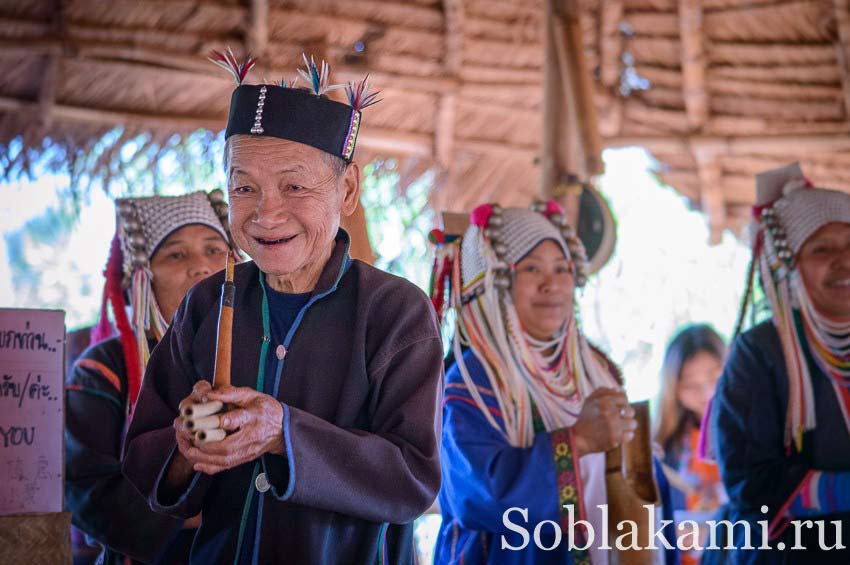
left=123, top=54, right=443, bottom=563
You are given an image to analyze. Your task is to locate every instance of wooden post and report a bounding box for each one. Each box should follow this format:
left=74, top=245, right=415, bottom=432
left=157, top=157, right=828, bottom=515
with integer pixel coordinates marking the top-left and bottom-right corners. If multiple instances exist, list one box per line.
left=38, top=56, right=60, bottom=131
left=435, top=93, right=456, bottom=169
left=599, top=0, right=623, bottom=88
left=679, top=0, right=708, bottom=131
left=247, top=0, right=269, bottom=57
left=340, top=197, right=375, bottom=265
left=38, top=0, right=65, bottom=131
left=542, top=0, right=605, bottom=202
left=832, top=0, right=850, bottom=120
left=692, top=141, right=727, bottom=244
left=541, top=0, right=559, bottom=197
left=554, top=8, right=604, bottom=175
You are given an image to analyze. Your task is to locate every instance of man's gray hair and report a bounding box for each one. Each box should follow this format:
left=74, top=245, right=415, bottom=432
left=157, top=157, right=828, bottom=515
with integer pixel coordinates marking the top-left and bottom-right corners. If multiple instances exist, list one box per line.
left=223, top=136, right=347, bottom=179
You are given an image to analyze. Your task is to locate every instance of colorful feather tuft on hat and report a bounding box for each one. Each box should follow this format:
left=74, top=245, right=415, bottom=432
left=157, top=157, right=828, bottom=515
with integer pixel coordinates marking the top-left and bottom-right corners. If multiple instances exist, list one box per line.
left=346, top=75, right=383, bottom=111
left=215, top=49, right=380, bottom=163
left=209, top=47, right=256, bottom=85
left=297, top=53, right=344, bottom=96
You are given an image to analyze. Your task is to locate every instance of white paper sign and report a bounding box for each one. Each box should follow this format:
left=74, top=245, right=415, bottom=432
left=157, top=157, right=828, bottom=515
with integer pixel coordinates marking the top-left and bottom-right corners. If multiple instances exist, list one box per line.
left=0, top=308, right=64, bottom=515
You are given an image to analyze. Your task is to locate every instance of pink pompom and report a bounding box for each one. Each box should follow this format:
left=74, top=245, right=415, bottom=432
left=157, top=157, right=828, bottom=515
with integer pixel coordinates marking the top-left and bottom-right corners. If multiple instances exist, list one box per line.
left=470, top=204, right=494, bottom=227
left=544, top=200, right=564, bottom=217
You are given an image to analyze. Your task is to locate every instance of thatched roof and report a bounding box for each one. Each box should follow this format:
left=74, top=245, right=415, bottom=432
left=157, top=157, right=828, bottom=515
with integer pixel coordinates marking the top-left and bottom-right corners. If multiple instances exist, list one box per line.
left=3, top=0, right=848, bottom=241
left=0, top=0, right=549, bottom=211
left=586, top=0, right=850, bottom=241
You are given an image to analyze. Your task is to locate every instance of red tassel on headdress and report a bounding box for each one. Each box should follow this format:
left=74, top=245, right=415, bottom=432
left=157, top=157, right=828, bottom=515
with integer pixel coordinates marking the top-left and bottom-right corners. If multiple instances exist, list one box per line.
left=544, top=200, right=565, bottom=217
left=470, top=204, right=493, bottom=228
left=428, top=229, right=454, bottom=323
left=93, top=234, right=142, bottom=411
left=430, top=256, right=453, bottom=323
left=91, top=280, right=114, bottom=345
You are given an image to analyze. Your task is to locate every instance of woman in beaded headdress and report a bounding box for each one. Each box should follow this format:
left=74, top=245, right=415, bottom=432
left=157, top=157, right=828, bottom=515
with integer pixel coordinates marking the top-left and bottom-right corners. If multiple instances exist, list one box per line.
left=711, top=163, right=850, bottom=562
left=432, top=201, right=637, bottom=564
left=65, top=190, right=237, bottom=565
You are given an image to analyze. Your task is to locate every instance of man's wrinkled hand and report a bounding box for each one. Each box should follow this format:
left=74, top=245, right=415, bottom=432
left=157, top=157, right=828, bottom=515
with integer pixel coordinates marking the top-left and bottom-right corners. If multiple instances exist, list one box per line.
left=181, top=386, right=285, bottom=475
left=172, top=380, right=214, bottom=466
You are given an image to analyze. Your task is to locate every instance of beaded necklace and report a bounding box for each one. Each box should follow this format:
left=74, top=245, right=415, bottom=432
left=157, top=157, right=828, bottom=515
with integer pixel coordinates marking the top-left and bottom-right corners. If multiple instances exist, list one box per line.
left=798, top=281, right=850, bottom=383
left=795, top=279, right=850, bottom=438
left=451, top=249, right=616, bottom=447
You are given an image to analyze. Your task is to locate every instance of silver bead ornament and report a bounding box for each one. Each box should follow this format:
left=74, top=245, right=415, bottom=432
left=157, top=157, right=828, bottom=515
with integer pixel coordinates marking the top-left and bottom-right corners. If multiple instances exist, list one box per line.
left=124, top=219, right=141, bottom=232
left=489, top=215, right=504, bottom=227
left=208, top=189, right=225, bottom=203
left=493, top=243, right=508, bottom=257
left=132, top=249, right=148, bottom=267
left=549, top=213, right=566, bottom=226
left=484, top=227, right=502, bottom=240
left=117, top=202, right=134, bottom=216
left=129, top=233, right=146, bottom=249
left=491, top=204, right=503, bottom=214
left=494, top=276, right=511, bottom=290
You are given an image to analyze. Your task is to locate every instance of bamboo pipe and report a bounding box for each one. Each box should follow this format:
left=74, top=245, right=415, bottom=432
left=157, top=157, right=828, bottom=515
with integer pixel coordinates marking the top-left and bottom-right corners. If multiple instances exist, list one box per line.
left=180, top=400, right=223, bottom=420
left=182, top=253, right=235, bottom=441
left=184, top=415, right=222, bottom=432
left=213, top=252, right=235, bottom=389
left=195, top=428, right=227, bottom=443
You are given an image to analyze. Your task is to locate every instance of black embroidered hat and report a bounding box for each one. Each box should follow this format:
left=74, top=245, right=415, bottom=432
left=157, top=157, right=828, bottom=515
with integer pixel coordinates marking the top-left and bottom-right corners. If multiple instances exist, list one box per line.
left=211, top=50, right=381, bottom=162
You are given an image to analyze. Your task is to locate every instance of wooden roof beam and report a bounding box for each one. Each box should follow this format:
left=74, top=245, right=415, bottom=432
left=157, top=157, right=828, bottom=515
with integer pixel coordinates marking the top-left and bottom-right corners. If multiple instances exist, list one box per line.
left=0, top=95, right=434, bottom=157
left=606, top=134, right=850, bottom=154
left=679, top=0, right=708, bottom=132
left=832, top=0, right=850, bottom=120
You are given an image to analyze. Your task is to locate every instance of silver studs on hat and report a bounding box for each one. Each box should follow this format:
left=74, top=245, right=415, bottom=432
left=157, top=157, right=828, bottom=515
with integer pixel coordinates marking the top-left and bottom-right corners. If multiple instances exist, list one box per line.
left=484, top=205, right=512, bottom=289
left=117, top=201, right=150, bottom=286
left=251, top=86, right=267, bottom=135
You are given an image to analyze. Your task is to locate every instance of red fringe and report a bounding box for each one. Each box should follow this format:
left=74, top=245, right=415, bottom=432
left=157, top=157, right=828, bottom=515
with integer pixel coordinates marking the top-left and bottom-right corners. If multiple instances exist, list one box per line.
left=96, top=234, right=142, bottom=410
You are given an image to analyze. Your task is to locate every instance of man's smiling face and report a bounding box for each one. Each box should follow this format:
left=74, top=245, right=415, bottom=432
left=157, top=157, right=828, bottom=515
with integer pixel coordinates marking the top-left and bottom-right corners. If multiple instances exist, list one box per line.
left=225, top=135, right=358, bottom=292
